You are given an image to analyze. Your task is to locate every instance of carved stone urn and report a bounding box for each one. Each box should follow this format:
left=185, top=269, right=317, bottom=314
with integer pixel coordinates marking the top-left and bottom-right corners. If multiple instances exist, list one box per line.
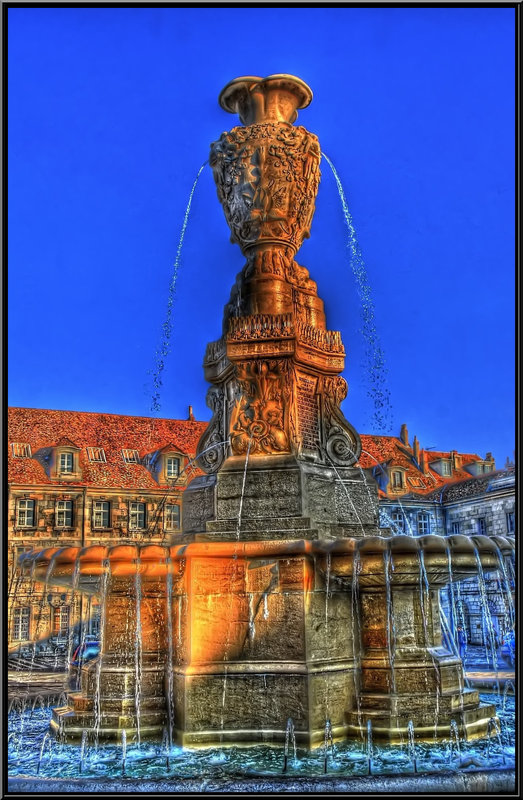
left=194, top=74, right=362, bottom=484
left=211, top=75, right=320, bottom=265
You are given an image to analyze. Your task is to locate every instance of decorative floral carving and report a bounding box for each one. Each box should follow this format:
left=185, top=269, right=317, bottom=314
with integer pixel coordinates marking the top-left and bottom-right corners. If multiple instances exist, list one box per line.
left=230, top=360, right=290, bottom=455
left=210, top=123, right=321, bottom=256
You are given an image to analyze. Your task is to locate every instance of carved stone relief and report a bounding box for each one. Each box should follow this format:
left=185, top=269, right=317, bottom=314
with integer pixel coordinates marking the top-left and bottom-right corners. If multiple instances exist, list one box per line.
left=229, top=360, right=291, bottom=455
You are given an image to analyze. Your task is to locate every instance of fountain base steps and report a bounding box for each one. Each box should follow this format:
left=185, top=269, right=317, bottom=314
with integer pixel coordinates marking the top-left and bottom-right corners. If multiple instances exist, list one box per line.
left=345, top=700, right=498, bottom=744
left=50, top=697, right=167, bottom=743
left=182, top=461, right=379, bottom=541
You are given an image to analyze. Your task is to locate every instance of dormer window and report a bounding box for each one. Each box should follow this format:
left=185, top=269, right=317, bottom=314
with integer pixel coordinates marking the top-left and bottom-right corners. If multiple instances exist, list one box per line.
left=441, top=461, right=452, bottom=476
left=87, top=447, right=106, bottom=463
left=391, top=471, right=404, bottom=489
left=59, top=452, right=74, bottom=473
left=52, top=443, right=81, bottom=481
left=122, top=449, right=139, bottom=464
left=11, top=443, right=31, bottom=458
left=166, top=456, right=181, bottom=480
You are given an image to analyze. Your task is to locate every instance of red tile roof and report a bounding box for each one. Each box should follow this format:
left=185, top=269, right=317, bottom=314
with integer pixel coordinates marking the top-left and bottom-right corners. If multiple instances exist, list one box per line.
left=8, top=408, right=208, bottom=490
left=357, top=434, right=483, bottom=497
left=8, top=408, right=486, bottom=499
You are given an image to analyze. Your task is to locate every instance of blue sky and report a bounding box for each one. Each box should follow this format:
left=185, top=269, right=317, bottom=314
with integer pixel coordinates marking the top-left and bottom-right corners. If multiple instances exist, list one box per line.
left=8, top=6, right=515, bottom=465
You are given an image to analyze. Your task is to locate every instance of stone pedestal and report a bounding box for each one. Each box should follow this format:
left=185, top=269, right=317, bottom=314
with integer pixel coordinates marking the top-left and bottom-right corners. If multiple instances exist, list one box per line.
left=50, top=561, right=169, bottom=743
left=169, top=542, right=357, bottom=747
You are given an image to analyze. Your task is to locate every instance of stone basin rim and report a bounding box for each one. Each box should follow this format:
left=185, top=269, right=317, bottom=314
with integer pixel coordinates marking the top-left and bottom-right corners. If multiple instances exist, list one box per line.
left=21, top=534, right=513, bottom=569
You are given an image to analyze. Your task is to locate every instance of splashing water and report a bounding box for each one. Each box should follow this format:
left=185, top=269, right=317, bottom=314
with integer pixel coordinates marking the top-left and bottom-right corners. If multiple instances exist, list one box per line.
left=134, top=566, right=143, bottom=745
left=150, top=162, right=207, bottom=413
left=94, top=561, right=110, bottom=748
left=121, top=729, right=127, bottom=776
left=407, top=720, right=417, bottom=773
left=322, top=153, right=393, bottom=434
left=236, top=438, right=252, bottom=540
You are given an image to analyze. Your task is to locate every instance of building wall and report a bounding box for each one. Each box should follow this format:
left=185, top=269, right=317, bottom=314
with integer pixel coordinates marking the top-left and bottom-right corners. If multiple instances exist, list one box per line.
left=8, top=484, right=184, bottom=651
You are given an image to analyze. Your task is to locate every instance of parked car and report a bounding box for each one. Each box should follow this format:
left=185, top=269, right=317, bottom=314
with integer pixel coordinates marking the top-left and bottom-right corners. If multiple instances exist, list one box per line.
left=501, top=631, right=515, bottom=666
left=68, top=641, right=100, bottom=689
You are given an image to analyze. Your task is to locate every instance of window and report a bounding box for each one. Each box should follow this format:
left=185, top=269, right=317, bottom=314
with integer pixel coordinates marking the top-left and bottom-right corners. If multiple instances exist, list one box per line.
left=451, top=521, right=461, bottom=535
left=417, top=512, right=430, bottom=535
left=477, top=517, right=486, bottom=535
left=56, top=500, right=73, bottom=528
left=484, top=464, right=493, bottom=473
left=129, top=502, right=146, bottom=530
left=391, top=510, right=405, bottom=532
left=166, top=456, right=181, bottom=480
left=59, top=452, right=74, bottom=473
left=506, top=512, right=515, bottom=534
left=164, top=504, right=181, bottom=530
left=13, top=607, right=30, bottom=640
left=11, top=443, right=31, bottom=458
left=392, top=471, right=404, bottom=489
left=122, top=449, right=139, bottom=464
left=92, top=501, right=110, bottom=529
left=52, top=605, right=70, bottom=636
left=441, top=461, right=451, bottom=476
left=87, top=447, right=106, bottom=463
left=16, top=499, right=35, bottom=527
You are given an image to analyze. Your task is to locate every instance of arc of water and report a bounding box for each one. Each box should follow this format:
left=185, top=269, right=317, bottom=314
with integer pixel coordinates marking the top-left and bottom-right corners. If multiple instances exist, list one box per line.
left=321, top=152, right=392, bottom=434
left=22, top=553, right=60, bottom=709
left=236, top=437, right=252, bottom=541
left=79, top=729, right=88, bottom=774
left=418, top=550, right=441, bottom=737
left=407, top=720, right=417, bottom=773
left=150, top=162, right=207, bottom=413
left=36, top=732, right=53, bottom=775
left=165, top=558, right=175, bottom=750
left=121, top=729, right=127, bottom=775
left=472, top=544, right=500, bottom=677
left=383, top=545, right=397, bottom=694
left=350, top=550, right=365, bottom=740
left=64, top=560, right=80, bottom=693
left=94, top=560, right=110, bottom=748
left=492, top=544, right=515, bottom=631
left=162, top=726, right=171, bottom=771
left=502, top=680, right=515, bottom=713
left=366, top=719, right=373, bottom=775
left=323, top=453, right=367, bottom=536
left=134, top=564, right=143, bottom=745
left=448, top=718, right=461, bottom=763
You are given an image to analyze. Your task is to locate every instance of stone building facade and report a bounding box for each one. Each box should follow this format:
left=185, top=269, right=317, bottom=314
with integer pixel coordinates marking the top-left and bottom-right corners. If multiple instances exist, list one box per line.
left=359, top=423, right=515, bottom=647
left=8, top=407, right=206, bottom=654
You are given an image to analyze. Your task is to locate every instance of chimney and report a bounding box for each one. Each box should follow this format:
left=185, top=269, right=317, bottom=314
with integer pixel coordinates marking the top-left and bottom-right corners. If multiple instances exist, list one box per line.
left=400, top=423, right=409, bottom=447
left=420, top=449, right=429, bottom=474
left=413, top=436, right=420, bottom=464
left=188, top=405, right=195, bottom=422
left=451, top=449, right=461, bottom=469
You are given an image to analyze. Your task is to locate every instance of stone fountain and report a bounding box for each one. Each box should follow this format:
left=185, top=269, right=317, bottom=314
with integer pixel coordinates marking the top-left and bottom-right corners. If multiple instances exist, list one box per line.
left=28, top=74, right=512, bottom=750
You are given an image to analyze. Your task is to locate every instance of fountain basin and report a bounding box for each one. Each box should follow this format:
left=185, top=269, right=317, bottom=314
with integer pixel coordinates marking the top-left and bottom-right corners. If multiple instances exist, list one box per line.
left=21, top=534, right=513, bottom=745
